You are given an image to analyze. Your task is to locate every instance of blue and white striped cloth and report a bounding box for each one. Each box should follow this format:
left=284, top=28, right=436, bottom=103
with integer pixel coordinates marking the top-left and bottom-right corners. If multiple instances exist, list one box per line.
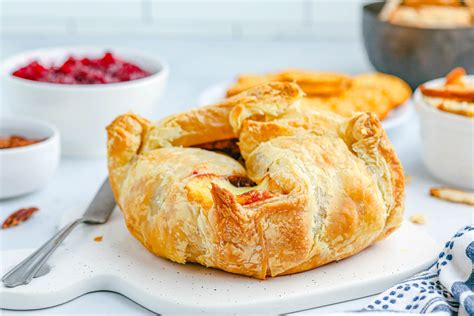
left=356, top=225, right=473, bottom=315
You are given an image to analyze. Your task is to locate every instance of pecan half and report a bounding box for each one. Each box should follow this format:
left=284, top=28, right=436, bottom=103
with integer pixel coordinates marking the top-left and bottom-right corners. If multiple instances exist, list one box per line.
left=2, top=207, right=39, bottom=229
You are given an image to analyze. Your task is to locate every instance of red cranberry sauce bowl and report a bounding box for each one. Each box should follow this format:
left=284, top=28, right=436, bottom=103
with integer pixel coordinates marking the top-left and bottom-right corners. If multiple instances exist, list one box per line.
left=12, top=52, right=150, bottom=84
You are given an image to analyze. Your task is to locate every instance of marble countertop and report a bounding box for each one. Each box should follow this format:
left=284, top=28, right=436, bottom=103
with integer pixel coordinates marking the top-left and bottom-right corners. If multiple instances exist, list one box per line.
left=1, top=39, right=471, bottom=315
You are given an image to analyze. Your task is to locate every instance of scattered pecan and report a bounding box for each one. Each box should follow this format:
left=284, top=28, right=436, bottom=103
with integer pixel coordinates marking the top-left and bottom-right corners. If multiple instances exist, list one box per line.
left=2, top=207, right=39, bottom=229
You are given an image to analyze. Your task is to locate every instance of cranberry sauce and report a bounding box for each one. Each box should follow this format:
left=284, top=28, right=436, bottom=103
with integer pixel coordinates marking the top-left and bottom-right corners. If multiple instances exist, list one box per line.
left=12, top=52, right=150, bottom=84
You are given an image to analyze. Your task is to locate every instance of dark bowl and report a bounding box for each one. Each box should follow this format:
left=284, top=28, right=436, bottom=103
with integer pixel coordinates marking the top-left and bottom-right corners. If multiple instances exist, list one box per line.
left=362, top=2, right=474, bottom=88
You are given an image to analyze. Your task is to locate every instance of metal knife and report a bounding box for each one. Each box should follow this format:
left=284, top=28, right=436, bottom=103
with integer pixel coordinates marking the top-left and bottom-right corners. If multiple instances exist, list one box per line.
left=2, top=177, right=116, bottom=288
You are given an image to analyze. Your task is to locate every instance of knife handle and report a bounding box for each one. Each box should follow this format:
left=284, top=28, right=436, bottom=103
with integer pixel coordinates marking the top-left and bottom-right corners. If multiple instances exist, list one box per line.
left=2, top=218, right=83, bottom=288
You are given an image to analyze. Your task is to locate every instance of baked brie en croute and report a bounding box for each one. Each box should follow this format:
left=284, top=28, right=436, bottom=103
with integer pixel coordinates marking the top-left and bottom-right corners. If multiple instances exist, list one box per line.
left=106, top=82, right=405, bottom=279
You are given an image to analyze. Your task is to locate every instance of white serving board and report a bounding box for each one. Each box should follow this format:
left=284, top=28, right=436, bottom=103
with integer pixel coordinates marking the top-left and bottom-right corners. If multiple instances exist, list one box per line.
left=0, top=208, right=438, bottom=314
left=197, top=81, right=415, bottom=131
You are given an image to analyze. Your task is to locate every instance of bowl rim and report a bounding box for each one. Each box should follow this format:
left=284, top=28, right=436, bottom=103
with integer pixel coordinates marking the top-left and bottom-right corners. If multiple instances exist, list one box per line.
left=414, top=76, right=474, bottom=125
left=362, top=2, right=474, bottom=32
left=0, top=116, right=60, bottom=155
left=0, top=46, right=170, bottom=91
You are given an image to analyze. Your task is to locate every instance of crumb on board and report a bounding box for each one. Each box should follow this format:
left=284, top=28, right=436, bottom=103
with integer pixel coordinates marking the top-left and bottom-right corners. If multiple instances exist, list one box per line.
left=405, top=175, right=412, bottom=184
left=94, top=235, right=103, bottom=242
left=430, top=187, right=474, bottom=206
left=409, top=213, right=426, bottom=225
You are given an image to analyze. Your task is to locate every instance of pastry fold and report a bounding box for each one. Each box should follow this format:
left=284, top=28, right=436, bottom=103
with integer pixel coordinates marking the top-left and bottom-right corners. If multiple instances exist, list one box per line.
left=107, top=82, right=404, bottom=279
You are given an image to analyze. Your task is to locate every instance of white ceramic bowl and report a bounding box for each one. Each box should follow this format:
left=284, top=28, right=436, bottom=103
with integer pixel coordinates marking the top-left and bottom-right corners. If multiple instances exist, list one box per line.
left=414, top=77, right=474, bottom=190
left=0, top=117, right=60, bottom=199
left=0, top=47, right=169, bottom=157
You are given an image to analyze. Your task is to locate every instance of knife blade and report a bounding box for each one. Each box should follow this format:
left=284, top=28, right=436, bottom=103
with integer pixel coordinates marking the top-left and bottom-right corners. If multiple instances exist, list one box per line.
left=82, top=178, right=116, bottom=224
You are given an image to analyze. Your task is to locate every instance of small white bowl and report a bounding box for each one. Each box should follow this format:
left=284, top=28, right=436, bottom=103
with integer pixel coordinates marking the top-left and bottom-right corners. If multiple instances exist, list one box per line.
left=0, top=47, right=169, bottom=157
left=0, top=117, right=60, bottom=199
left=414, top=77, right=474, bottom=190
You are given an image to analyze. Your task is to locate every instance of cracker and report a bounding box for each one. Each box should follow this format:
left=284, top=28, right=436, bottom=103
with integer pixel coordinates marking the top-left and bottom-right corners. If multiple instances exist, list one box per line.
left=430, top=187, right=474, bottom=206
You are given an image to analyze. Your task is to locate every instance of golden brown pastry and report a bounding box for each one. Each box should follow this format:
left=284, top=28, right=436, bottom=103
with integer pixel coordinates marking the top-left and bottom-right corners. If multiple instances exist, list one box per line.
left=107, top=82, right=405, bottom=279
left=226, top=69, right=411, bottom=120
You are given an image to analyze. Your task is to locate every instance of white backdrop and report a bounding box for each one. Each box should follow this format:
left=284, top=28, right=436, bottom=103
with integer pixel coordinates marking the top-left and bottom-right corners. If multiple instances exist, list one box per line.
left=0, top=0, right=366, bottom=40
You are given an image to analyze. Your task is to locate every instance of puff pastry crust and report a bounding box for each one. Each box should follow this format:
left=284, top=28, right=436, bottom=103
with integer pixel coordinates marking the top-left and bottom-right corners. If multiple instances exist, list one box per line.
left=107, top=82, right=405, bottom=279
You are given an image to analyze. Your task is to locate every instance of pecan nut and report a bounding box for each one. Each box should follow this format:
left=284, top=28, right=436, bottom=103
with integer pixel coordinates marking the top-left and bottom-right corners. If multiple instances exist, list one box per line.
left=2, top=207, right=39, bottom=229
